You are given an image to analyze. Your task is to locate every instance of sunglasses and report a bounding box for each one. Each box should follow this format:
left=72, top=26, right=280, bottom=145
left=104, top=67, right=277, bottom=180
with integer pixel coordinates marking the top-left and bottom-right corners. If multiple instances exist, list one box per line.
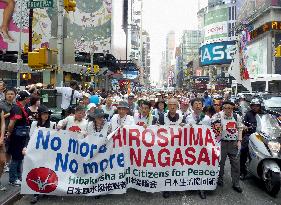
left=214, top=104, right=220, bottom=106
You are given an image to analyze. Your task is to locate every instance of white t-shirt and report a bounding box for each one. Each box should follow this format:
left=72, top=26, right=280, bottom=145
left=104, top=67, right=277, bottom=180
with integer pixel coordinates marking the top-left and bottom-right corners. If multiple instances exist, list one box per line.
left=101, top=105, right=116, bottom=120
left=110, top=114, right=135, bottom=131
left=177, top=109, right=191, bottom=118
left=58, top=116, right=88, bottom=133
left=29, top=121, right=56, bottom=137
left=134, top=113, right=155, bottom=126
left=212, top=111, right=243, bottom=141
left=186, top=111, right=211, bottom=126
left=87, top=121, right=111, bottom=137
left=56, top=87, right=83, bottom=110
left=162, top=113, right=184, bottom=126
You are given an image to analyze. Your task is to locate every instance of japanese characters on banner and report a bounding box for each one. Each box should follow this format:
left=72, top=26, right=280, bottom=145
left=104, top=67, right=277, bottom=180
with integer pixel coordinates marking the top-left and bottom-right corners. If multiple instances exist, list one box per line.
left=21, top=125, right=220, bottom=196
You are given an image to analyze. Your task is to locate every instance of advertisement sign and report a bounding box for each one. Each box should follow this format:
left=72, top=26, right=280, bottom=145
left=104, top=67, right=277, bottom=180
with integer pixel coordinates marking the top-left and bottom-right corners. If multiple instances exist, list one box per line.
left=123, top=70, right=139, bottom=80
left=21, top=126, right=220, bottom=195
left=203, top=5, right=228, bottom=41
left=200, top=41, right=236, bottom=66
left=246, top=36, right=268, bottom=78
left=204, top=7, right=228, bottom=26
left=0, top=0, right=112, bottom=53
left=204, top=21, right=228, bottom=40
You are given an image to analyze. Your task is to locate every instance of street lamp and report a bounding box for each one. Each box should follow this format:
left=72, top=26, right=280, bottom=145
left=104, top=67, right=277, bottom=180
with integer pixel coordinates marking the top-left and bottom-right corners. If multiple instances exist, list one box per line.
left=17, top=0, right=24, bottom=88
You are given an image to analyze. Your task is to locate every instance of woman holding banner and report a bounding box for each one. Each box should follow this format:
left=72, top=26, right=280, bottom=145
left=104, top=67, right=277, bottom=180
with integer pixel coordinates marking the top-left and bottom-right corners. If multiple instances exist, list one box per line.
left=23, top=105, right=56, bottom=204
left=87, top=108, right=111, bottom=137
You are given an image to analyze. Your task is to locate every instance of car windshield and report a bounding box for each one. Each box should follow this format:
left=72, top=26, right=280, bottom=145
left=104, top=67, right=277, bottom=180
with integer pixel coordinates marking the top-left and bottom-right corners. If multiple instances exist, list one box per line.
left=263, top=97, right=281, bottom=108
left=256, top=114, right=281, bottom=139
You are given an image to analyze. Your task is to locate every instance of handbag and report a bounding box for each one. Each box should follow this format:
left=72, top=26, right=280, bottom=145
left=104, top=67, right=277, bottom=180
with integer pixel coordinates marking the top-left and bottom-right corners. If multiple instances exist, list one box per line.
left=15, top=126, right=30, bottom=137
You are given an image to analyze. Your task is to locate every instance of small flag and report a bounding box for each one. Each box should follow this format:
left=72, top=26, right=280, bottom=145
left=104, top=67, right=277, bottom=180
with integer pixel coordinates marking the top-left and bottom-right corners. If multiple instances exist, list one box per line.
left=228, top=44, right=252, bottom=92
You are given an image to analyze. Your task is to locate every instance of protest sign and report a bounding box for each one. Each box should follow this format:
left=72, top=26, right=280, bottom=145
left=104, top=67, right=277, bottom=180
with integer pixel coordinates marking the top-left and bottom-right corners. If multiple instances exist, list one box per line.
left=21, top=125, right=220, bottom=196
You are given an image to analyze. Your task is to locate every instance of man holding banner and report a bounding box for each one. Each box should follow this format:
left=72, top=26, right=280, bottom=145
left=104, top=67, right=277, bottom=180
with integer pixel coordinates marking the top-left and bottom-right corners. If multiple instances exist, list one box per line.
left=111, top=101, right=135, bottom=131
left=157, top=97, right=186, bottom=198
left=158, top=98, right=186, bottom=126
left=186, top=97, right=211, bottom=199
left=212, top=101, right=243, bottom=193
left=134, top=101, right=157, bottom=127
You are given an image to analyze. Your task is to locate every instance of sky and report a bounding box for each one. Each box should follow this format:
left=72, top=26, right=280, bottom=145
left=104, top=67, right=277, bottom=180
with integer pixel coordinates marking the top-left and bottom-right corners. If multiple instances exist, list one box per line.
left=142, top=0, right=200, bottom=83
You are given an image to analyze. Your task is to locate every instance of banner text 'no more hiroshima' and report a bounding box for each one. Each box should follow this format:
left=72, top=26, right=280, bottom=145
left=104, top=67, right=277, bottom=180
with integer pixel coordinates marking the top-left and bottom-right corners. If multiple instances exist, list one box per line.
left=21, top=125, right=220, bottom=196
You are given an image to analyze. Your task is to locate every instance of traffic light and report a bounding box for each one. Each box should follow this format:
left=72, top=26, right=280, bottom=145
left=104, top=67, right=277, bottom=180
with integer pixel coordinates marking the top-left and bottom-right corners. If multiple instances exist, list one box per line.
left=28, top=48, right=57, bottom=69
left=21, top=73, right=31, bottom=80
left=23, top=43, right=29, bottom=54
left=93, top=65, right=100, bottom=74
left=275, top=45, right=281, bottom=57
left=64, top=0, right=76, bottom=12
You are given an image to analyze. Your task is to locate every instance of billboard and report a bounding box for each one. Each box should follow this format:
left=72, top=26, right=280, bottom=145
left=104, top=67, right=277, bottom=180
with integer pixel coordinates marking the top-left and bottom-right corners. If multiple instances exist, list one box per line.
left=203, top=5, right=228, bottom=41
left=246, top=36, right=268, bottom=78
left=199, top=41, right=236, bottom=66
left=0, top=0, right=112, bottom=53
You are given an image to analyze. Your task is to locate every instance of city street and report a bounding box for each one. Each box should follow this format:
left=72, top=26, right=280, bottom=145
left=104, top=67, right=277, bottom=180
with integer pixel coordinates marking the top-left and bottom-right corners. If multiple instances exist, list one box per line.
left=1, top=0, right=281, bottom=205
left=13, top=163, right=281, bottom=205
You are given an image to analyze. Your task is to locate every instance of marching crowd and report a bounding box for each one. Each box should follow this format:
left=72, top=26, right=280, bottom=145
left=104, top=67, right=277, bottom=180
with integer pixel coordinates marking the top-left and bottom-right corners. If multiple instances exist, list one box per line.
left=0, top=80, right=264, bottom=203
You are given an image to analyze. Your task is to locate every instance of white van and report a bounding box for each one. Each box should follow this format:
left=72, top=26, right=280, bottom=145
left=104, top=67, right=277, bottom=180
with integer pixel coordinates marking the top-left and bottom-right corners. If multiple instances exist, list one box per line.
left=232, top=74, right=281, bottom=96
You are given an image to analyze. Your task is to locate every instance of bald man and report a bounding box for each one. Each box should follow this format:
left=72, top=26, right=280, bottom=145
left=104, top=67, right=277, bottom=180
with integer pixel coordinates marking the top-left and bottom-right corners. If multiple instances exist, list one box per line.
left=158, top=98, right=186, bottom=126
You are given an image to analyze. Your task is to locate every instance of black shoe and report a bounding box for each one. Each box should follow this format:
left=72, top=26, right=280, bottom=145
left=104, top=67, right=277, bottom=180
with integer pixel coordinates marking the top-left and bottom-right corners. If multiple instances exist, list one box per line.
left=30, top=195, right=39, bottom=204
left=162, top=191, right=170, bottom=198
left=199, top=190, right=206, bottom=199
left=232, top=186, right=243, bottom=193
left=217, top=180, right=224, bottom=187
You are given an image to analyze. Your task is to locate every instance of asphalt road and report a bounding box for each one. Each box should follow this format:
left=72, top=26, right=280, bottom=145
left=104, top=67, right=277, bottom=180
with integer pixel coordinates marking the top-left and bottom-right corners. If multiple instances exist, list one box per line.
left=0, top=172, right=20, bottom=205
left=14, top=162, right=281, bottom=205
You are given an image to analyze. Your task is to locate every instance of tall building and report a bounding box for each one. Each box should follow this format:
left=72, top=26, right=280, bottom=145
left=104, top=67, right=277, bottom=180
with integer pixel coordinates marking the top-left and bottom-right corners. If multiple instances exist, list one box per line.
left=180, top=30, right=201, bottom=65
left=198, top=0, right=237, bottom=90
left=128, top=0, right=143, bottom=63
left=176, top=30, right=201, bottom=89
left=236, top=0, right=281, bottom=87
left=164, top=31, right=176, bottom=86
left=159, top=51, right=166, bottom=85
left=141, top=30, right=151, bottom=85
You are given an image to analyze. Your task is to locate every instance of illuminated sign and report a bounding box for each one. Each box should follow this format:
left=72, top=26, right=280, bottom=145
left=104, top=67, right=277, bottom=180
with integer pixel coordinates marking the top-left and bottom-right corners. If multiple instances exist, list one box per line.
left=199, top=41, right=236, bottom=66
left=250, top=21, right=281, bottom=40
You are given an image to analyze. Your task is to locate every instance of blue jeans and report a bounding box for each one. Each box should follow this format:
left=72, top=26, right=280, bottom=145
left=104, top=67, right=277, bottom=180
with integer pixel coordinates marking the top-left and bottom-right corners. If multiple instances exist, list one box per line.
left=9, top=159, right=22, bottom=183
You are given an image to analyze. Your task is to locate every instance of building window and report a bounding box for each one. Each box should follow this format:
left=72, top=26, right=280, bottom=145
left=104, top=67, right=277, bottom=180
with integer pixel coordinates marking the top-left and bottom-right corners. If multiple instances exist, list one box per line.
left=234, top=6, right=237, bottom=20
left=228, top=23, right=231, bottom=37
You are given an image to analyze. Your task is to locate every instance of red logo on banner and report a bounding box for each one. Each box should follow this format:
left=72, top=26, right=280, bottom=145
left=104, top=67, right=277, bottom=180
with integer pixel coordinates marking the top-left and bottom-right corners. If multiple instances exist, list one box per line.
left=26, top=167, right=58, bottom=193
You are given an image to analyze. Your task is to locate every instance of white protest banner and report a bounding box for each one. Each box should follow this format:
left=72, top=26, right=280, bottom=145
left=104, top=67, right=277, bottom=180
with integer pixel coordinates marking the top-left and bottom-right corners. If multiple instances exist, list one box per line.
left=21, top=125, right=220, bottom=196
